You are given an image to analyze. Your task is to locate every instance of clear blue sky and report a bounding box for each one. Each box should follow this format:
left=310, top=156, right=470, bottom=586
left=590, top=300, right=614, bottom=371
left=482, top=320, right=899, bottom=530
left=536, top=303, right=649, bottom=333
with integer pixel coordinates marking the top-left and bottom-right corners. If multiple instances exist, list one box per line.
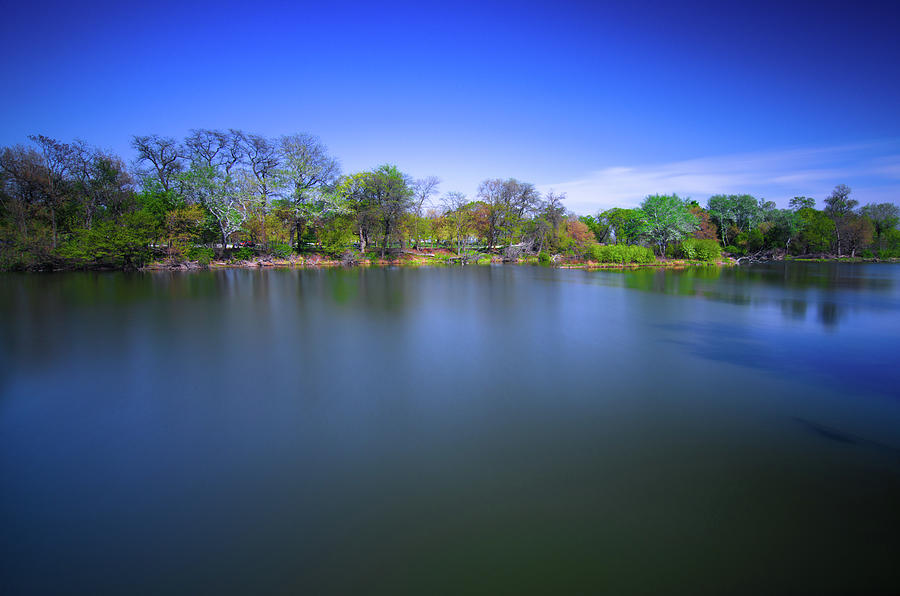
left=2, top=0, right=899, bottom=213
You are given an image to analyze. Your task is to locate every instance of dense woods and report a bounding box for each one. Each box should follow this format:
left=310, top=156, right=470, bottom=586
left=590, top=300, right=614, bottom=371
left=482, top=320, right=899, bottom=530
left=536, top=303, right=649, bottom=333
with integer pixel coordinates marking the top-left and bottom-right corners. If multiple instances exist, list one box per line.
left=1, top=130, right=898, bottom=270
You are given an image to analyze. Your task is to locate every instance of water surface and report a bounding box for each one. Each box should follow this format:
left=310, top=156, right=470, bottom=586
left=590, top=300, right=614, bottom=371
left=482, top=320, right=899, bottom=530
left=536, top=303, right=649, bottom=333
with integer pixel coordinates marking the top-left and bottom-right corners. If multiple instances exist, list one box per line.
left=2, top=263, right=899, bottom=594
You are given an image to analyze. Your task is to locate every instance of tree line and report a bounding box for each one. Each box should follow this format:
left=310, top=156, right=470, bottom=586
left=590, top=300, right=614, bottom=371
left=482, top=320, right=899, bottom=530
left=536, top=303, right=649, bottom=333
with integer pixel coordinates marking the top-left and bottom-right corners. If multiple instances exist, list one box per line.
left=1, top=130, right=898, bottom=270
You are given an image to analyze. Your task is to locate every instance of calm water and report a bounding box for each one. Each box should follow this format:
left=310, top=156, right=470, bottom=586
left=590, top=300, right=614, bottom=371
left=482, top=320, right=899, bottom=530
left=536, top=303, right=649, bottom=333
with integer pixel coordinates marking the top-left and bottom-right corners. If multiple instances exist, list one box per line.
left=2, top=264, right=900, bottom=594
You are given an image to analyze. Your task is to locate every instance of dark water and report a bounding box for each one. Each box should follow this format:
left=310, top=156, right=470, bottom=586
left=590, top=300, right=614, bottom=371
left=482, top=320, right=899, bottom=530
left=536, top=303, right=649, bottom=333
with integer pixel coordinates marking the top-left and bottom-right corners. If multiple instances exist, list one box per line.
left=2, top=263, right=900, bottom=594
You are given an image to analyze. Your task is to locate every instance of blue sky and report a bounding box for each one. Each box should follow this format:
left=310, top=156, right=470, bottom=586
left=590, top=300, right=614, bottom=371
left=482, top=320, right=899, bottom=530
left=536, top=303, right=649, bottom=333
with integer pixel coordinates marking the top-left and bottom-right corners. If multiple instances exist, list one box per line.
left=2, top=0, right=899, bottom=213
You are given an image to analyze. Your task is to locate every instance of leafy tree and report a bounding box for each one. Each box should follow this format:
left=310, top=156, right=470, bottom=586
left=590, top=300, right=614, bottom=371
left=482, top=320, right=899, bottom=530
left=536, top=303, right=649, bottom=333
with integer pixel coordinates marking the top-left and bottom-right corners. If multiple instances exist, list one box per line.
left=707, top=194, right=760, bottom=245
left=599, top=207, right=644, bottom=244
left=824, top=184, right=858, bottom=256
left=59, top=211, right=157, bottom=270
left=859, top=203, right=900, bottom=251
left=688, top=204, right=718, bottom=241
left=796, top=207, right=836, bottom=254
left=789, top=196, right=816, bottom=211
left=276, top=134, right=340, bottom=251
left=442, top=191, right=472, bottom=256
left=639, top=194, right=698, bottom=255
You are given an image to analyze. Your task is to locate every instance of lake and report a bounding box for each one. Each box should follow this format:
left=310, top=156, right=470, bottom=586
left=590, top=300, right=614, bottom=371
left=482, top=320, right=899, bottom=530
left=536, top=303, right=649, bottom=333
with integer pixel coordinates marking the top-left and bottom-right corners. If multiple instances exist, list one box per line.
left=2, top=263, right=900, bottom=594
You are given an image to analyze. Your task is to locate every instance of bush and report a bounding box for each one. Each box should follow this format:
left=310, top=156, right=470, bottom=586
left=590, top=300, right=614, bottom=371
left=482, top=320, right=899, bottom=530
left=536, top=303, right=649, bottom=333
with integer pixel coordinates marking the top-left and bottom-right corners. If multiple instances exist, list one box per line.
left=232, top=247, right=254, bottom=261
left=270, top=243, right=293, bottom=259
left=723, top=245, right=743, bottom=255
left=589, top=244, right=656, bottom=264
left=538, top=250, right=551, bottom=263
left=187, top=246, right=215, bottom=262
left=680, top=238, right=722, bottom=262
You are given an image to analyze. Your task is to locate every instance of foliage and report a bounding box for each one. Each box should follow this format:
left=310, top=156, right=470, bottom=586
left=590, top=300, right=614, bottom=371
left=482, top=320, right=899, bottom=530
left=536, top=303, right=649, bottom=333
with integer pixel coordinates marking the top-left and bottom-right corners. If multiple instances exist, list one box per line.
left=187, top=245, right=215, bottom=262
left=232, top=247, right=254, bottom=261
left=589, top=244, right=656, bottom=264
left=707, top=194, right=761, bottom=245
left=639, top=194, right=698, bottom=254
left=58, top=212, right=156, bottom=269
left=796, top=207, right=836, bottom=253
left=270, top=242, right=293, bottom=258
left=679, top=238, right=722, bottom=261
left=1, top=130, right=892, bottom=269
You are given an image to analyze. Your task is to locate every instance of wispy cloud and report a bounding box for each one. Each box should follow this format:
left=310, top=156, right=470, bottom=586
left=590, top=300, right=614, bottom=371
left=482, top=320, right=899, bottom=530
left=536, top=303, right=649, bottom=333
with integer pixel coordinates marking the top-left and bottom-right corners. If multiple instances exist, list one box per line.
left=539, top=141, right=900, bottom=214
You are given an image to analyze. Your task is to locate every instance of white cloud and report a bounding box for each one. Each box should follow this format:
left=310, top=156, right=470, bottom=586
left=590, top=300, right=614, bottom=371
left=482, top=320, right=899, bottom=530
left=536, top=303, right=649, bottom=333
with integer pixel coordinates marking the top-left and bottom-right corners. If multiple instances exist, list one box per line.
left=538, top=141, right=900, bottom=214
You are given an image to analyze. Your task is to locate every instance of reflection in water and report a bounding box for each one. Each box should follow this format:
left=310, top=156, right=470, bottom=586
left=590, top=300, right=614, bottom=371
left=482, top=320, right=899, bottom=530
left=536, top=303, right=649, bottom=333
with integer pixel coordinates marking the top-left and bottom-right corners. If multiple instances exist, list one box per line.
left=599, top=262, right=896, bottom=329
left=1, top=264, right=900, bottom=594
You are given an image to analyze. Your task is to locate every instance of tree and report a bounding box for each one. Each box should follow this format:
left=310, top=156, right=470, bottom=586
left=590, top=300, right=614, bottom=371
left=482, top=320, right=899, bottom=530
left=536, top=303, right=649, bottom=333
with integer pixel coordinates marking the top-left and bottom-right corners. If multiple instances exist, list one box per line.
left=843, top=215, right=873, bottom=257
left=859, top=203, right=900, bottom=251
left=796, top=207, right=836, bottom=254
left=28, top=135, right=72, bottom=248
left=789, top=196, right=815, bottom=211
left=411, top=176, right=440, bottom=249
left=824, top=184, right=858, bottom=256
left=181, top=164, right=248, bottom=250
left=441, top=191, right=471, bottom=256
left=276, top=134, right=340, bottom=251
left=689, top=204, right=718, bottom=241
left=366, top=165, right=412, bottom=258
left=639, top=194, right=698, bottom=255
left=336, top=172, right=377, bottom=253
left=0, top=145, right=47, bottom=243
left=707, top=194, right=760, bottom=246
left=565, top=217, right=594, bottom=257
left=477, top=178, right=539, bottom=249
left=599, top=208, right=644, bottom=245
left=241, top=132, right=279, bottom=248
left=131, top=135, right=183, bottom=193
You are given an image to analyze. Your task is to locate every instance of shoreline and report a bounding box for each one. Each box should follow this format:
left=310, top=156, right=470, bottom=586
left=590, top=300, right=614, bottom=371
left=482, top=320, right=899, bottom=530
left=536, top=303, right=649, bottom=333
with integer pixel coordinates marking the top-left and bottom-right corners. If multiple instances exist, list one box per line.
left=7, top=253, right=898, bottom=274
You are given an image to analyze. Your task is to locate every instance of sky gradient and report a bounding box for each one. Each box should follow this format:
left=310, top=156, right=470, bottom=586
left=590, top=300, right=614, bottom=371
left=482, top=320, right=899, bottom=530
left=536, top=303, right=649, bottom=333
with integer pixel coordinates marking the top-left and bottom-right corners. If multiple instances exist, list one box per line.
left=2, top=0, right=899, bottom=213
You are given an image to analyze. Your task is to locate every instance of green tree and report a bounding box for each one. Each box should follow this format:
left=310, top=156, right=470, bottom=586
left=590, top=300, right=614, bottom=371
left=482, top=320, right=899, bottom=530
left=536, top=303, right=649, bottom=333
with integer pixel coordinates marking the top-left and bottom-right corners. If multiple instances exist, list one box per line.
left=859, top=203, right=900, bottom=251
left=276, top=134, right=340, bottom=251
left=707, top=194, right=760, bottom=245
left=824, top=184, right=858, bottom=256
left=796, top=207, right=836, bottom=254
left=365, top=165, right=413, bottom=257
left=639, top=194, right=698, bottom=255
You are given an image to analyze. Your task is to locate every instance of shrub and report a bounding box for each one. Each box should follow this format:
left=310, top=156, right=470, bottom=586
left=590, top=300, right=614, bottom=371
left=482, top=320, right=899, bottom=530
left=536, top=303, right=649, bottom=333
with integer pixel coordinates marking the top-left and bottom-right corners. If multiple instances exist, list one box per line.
left=187, top=246, right=215, bottom=262
left=589, top=244, right=655, bottom=264
left=270, top=243, right=293, bottom=259
left=232, top=247, right=254, bottom=261
left=680, top=238, right=722, bottom=262
left=538, top=250, right=551, bottom=263
left=723, top=245, right=742, bottom=255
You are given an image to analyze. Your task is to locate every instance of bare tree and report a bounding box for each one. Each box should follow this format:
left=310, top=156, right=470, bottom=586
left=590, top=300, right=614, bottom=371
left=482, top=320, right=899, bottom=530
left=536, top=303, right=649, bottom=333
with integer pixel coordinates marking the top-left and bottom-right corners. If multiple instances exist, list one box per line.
left=184, top=129, right=228, bottom=169
left=28, top=135, right=71, bottom=248
left=411, top=176, right=439, bottom=249
left=0, top=145, right=45, bottom=241
left=477, top=178, right=540, bottom=250
left=131, top=134, right=183, bottom=193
